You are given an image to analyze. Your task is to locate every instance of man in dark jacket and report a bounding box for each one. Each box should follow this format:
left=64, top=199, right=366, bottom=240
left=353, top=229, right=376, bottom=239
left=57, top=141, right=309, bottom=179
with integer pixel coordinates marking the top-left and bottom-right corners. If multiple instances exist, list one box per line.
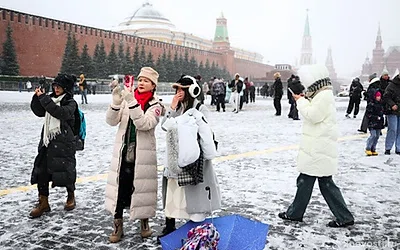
left=358, top=73, right=379, bottom=133
left=273, top=72, right=283, bottom=116
left=287, top=75, right=304, bottom=120
left=346, top=78, right=364, bottom=118
left=383, top=72, right=400, bottom=155
left=30, top=73, right=78, bottom=218
left=228, top=73, right=243, bottom=113
left=212, top=79, right=226, bottom=112
left=287, top=74, right=296, bottom=118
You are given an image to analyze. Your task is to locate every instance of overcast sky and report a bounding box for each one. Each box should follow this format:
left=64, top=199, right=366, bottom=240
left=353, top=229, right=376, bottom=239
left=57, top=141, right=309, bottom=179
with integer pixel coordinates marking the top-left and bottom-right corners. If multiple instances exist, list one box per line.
left=2, top=0, right=399, bottom=77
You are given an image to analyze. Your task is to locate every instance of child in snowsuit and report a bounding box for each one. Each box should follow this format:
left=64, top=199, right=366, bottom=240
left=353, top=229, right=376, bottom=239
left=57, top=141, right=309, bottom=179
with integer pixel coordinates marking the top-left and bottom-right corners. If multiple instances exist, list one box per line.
left=365, top=91, right=385, bottom=156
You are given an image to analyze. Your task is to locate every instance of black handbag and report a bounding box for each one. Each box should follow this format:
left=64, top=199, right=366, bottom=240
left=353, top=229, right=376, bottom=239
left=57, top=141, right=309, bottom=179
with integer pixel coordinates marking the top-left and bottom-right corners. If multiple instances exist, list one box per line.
left=124, top=119, right=136, bottom=163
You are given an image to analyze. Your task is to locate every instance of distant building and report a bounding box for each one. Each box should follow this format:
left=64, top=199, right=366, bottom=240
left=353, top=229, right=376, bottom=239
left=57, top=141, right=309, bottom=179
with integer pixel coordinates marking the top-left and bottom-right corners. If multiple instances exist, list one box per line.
left=114, top=3, right=263, bottom=63
left=299, top=10, right=313, bottom=66
left=360, top=24, right=400, bottom=82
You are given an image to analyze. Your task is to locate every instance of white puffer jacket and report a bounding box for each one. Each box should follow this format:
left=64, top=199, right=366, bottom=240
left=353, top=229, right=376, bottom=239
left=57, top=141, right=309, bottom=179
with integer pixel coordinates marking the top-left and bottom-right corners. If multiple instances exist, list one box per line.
left=296, top=89, right=338, bottom=177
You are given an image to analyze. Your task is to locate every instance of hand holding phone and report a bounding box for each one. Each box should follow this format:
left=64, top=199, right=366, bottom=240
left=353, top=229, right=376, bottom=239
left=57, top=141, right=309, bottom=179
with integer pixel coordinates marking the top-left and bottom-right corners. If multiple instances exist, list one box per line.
left=124, top=75, right=134, bottom=92
left=288, top=87, right=295, bottom=95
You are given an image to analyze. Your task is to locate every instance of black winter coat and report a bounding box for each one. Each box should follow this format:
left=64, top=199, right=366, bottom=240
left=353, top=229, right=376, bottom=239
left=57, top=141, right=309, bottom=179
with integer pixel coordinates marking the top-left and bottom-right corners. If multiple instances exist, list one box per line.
left=273, top=78, right=283, bottom=99
left=366, top=99, right=385, bottom=129
left=349, top=80, right=363, bottom=99
left=30, top=93, right=77, bottom=187
left=383, top=76, right=400, bottom=116
left=228, top=79, right=243, bottom=93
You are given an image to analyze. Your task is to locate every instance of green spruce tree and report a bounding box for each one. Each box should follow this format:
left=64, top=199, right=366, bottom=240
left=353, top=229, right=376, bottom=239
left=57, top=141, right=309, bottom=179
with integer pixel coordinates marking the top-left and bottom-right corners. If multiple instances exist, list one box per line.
left=189, top=55, right=198, bottom=76
left=183, top=50, right=190, bottom=75
left=132, top=44, right=140, bottom=75
left=69, top=34, right=80, bottom=75
left=165, top=50, right=173, bottom=81
left=107, top=42, right=118, bottom=75
left=117, top=41, right=125, bottom=75
left=145, top=51, right=155, bottom=68
left=124, top=46, right=133, bottom=74
left=1, top=24, right=19, bottom=75
left=138, top=45, right=147, bottom=72
left=198, top=61, right=205, bottom=80
left=92, top=43, right=100, bottom=77
left=96, top=40, right=108, bottom=78
left=60, top=31, right=73, bottom=74
left=80, top=43, right=93, bottom=77
left=204, top=59, right=211, bottom=82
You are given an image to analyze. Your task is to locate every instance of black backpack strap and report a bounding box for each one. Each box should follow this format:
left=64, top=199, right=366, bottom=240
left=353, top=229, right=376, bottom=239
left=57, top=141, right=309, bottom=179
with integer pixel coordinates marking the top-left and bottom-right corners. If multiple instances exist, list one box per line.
left=195, top=103, right=202, bottom=111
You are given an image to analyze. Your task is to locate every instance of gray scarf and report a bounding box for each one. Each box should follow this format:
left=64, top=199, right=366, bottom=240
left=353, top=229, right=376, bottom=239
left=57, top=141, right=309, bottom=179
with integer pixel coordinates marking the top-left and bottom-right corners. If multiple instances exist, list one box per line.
left=43, top=94, right=66, bottom=147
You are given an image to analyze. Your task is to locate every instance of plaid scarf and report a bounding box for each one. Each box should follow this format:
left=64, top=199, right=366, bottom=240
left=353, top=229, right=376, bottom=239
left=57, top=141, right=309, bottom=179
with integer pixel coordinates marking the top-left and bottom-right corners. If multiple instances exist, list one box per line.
left=178, top=142, right=204, bottom=187
left=305, top=77, right=332, bottom=99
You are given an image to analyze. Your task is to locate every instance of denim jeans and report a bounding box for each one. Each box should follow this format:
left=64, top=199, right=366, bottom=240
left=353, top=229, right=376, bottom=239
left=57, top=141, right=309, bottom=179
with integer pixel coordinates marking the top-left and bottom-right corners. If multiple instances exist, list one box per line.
left=81, top=89, right=88, bottom=104
left=385, top=115, right=400, bottom=152
left=366, top=129, right=381, bottom=151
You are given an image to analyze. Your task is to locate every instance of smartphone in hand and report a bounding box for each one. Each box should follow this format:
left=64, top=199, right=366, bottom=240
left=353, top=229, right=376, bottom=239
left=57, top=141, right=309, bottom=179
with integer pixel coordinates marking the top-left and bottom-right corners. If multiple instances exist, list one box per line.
left=124, top=75, right=134, bottom=90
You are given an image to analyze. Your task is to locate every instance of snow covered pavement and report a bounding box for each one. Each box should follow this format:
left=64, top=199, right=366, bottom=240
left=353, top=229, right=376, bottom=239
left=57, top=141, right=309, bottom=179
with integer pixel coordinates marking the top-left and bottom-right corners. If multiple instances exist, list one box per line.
left=0, top=91, right=399, bottom=250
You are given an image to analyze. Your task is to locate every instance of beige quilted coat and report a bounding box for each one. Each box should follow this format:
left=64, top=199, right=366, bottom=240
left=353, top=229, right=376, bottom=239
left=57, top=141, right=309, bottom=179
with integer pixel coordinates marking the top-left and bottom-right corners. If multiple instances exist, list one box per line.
left=105, top=94, right=163, bottom=219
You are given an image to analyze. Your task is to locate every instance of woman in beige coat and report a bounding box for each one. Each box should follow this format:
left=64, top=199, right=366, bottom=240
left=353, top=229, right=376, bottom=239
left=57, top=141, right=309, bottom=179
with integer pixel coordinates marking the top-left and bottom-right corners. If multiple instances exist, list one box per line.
left=105, top=67, right=164, bottom=243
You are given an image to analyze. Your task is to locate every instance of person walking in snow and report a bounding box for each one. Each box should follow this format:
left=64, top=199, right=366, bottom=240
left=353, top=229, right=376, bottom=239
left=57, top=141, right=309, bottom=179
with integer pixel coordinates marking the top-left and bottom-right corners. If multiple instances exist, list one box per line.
left=358, top=73, right=380, bottom=133
left=345, top=77, right=364, bottom=118
left=249, top=82, right=256, bottom=103
left=278, top=65, right=354, bottom=228
left=29, top=73, right=78, bottom=218
left=212, top=78, right=226, bottom=112
left=228, top=73, right=244, bottom=113
left=365, top=91, right=385, bottom=156
left=383, top=71, right=400, bottom=155
left=158, top=75, right=221, bottom=240
left=79, top=74, right=88, bottom=104
left=287, top=75, right=304, bottom=120
left=26, top=80, right=32, bottom=92
left=105, top=67, right=164, bottom=243
left=273, top=72, right=283, bottom=116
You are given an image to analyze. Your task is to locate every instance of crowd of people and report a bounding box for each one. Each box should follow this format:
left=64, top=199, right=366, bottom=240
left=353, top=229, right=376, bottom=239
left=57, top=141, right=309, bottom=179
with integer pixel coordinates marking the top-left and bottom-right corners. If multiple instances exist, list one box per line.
left=28, top=64, right=363, bottom=248
left=344, top=69, right=400, bottom=156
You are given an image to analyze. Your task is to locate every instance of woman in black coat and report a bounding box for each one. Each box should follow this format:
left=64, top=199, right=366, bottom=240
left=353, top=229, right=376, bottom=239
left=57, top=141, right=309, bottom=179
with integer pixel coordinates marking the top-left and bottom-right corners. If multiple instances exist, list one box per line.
left=273, top=72, right=283, bottom=116
left=30, top=73, right=78, bottom=218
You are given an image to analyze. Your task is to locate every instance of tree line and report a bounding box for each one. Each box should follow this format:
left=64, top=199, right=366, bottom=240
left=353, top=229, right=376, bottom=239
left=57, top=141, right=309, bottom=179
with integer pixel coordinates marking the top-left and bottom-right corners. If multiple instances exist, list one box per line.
left=60, top=32, right=231, bottom=82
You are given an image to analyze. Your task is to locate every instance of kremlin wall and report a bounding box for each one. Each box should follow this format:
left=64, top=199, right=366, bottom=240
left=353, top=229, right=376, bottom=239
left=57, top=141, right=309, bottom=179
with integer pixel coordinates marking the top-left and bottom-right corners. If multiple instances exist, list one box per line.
left=0, top=6, right=273, bottom=78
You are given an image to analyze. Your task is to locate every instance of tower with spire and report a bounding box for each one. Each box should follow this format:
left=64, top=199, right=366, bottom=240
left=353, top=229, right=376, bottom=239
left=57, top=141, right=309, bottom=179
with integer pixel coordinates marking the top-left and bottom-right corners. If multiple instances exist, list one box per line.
left=300, top=10, right=313, bottom=65
left=325, top=46, right=337, bottom=80
left=372, top=23, right=385, bottom=74
left=212, top=12, right=230, bottom=51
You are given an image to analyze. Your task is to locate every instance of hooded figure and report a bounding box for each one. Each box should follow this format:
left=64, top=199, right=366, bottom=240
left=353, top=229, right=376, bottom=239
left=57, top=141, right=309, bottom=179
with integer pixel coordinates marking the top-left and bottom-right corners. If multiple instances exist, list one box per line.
left=278, top=64, right=354, bottom=228
left=345, top=77, right=364, bottom=118
left=29, top=73, right=78, bottom=218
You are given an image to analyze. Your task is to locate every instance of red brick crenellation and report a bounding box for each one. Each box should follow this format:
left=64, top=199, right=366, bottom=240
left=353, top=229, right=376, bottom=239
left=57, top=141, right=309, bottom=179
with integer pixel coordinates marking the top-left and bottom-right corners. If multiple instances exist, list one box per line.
left=0, top=8, right=224, bottom=77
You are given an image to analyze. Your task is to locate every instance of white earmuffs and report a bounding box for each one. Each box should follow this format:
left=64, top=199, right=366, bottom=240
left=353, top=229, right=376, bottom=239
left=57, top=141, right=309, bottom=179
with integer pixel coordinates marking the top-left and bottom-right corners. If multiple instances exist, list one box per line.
left=183, top=75, right=201, bottom=98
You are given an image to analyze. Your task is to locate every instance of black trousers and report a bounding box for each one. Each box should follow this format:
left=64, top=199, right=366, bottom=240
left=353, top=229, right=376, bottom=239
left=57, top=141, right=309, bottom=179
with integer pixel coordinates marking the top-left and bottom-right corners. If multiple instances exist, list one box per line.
left=244, top=90, right=249, bottom=104
left=36, top=147, right=75, bottom=197
left=114, top=156, right=135, bottom=219
left=288, top=102, right=299, bottom=119
left=216, top=95, right=225, bottom=111
left=210, top=94, right=216, bottom=105
left=346, top=97, right=361, bottom=116
left=250, top=92, right=255, bottom=103
left=239, top=96, right=244, bottom=110
left=286, top=174, right=354, bottom=223
left=274, top=97, right=282, bottom=115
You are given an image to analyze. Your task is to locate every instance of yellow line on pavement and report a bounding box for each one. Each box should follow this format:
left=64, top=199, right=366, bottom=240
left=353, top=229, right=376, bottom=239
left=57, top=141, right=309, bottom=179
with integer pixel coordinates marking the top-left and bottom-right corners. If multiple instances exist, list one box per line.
left=0, top=133, right=368, bottom=197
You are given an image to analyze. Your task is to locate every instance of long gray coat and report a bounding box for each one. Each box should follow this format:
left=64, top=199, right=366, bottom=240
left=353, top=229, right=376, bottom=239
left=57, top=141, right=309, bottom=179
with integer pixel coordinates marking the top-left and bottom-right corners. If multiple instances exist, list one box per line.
left=161, top=99, right=221, bottom=218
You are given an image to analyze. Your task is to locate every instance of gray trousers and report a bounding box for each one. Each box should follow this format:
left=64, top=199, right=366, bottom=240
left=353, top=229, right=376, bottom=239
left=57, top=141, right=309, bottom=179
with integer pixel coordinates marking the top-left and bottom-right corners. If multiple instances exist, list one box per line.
left=286, top=173, right=354, bottom=223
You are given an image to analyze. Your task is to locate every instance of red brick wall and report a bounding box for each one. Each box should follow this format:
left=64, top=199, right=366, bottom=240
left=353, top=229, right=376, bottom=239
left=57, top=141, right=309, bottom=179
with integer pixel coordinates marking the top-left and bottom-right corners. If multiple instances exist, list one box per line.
left=0, top=8, right=270, bottom=79
left=234, top=58, right=274, bottom=78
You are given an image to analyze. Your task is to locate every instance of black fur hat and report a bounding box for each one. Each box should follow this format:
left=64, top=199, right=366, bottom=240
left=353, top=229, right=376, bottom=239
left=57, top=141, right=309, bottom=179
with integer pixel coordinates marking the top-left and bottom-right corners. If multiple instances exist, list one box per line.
left=53, top=73, right=77, bottom=95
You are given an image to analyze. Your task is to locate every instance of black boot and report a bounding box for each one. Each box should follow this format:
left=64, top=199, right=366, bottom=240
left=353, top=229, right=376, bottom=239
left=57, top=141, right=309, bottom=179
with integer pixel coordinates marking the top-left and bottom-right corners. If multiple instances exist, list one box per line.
left=157, top=218, right=176, bottom=243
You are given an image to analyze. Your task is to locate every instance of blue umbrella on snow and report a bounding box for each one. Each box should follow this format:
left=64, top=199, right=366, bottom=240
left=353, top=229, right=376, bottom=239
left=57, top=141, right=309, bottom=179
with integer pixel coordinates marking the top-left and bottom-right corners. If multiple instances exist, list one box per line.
left=160, top=187, right=269, bottom=250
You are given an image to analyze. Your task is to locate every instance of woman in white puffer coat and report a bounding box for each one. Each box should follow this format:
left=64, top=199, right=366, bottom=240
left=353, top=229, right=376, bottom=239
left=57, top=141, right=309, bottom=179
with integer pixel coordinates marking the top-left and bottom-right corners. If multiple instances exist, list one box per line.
left=278, top=65, right=355, bottom=228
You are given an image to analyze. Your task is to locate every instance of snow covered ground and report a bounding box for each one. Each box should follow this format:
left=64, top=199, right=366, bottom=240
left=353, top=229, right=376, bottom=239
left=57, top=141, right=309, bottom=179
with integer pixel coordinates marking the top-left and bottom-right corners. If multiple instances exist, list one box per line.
left=0, top=91, right=399, bottom=250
